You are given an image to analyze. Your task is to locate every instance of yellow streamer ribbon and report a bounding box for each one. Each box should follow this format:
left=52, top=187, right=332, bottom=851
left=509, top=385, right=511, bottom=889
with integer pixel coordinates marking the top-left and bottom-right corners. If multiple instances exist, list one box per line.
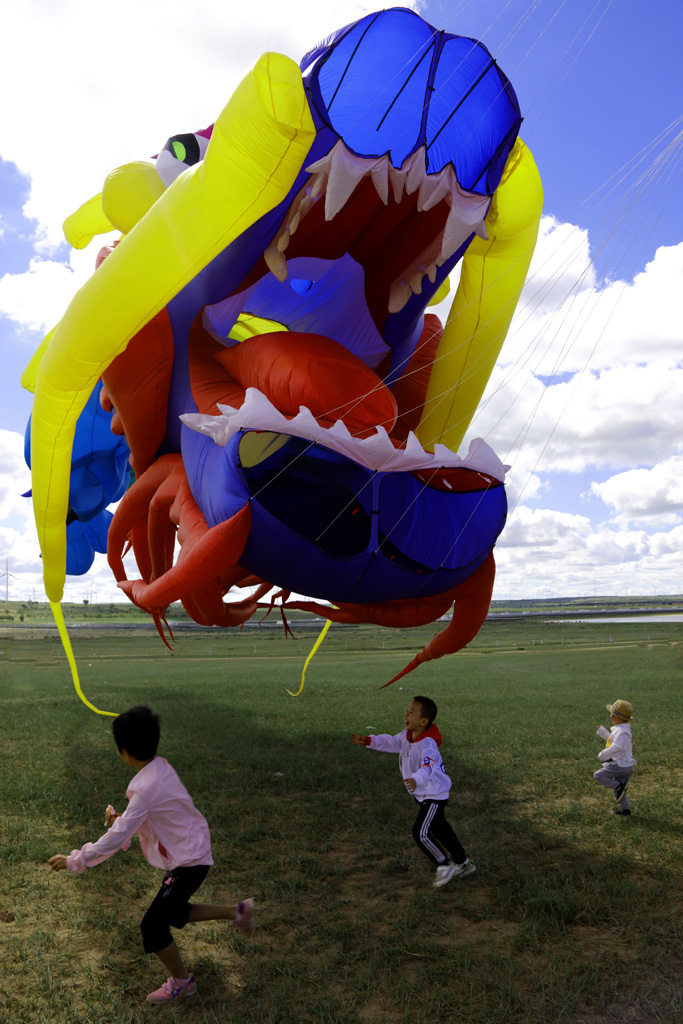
left=287, top=617, right=333, bottom=697
left=51, top=601, right=118, bottom=717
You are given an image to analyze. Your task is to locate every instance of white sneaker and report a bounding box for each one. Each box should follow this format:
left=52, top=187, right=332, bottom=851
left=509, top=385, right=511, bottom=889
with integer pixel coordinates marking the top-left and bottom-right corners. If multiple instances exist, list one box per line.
left=433, top=859, right=476, bottom=888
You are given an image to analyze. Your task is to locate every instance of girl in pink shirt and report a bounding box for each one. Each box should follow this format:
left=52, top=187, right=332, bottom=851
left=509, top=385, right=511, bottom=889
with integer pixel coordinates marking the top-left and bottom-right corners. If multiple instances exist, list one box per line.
left=49, top=706, right=253, bottom=1005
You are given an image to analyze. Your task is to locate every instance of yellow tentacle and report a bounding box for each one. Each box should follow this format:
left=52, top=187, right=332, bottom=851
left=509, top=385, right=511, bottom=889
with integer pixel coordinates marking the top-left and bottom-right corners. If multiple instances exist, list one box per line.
left=51, top=602, right=118, bottom=717
left=21, top=326, right=56, bottom=393
left=287, top=617, right=334, bottom=697
left=101, top=161, right=166, bottom=235
left=63, top=194, right=114, bottom=249
left=415, top=138, right=543, bottom=452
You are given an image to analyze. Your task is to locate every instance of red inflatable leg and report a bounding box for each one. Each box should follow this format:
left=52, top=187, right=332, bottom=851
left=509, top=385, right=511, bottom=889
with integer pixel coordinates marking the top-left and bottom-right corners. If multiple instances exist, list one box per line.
left=381, top=554, right=496, bottom=687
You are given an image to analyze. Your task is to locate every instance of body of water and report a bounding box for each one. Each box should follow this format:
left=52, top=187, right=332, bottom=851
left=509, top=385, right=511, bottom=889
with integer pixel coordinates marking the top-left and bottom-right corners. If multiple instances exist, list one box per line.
left=548, top=614, right=683, bottom=624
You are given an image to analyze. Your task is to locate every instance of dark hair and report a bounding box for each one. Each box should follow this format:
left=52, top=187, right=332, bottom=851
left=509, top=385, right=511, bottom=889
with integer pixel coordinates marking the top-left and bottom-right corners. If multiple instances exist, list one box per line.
left=413, top=695, right=437, bottom=724
left=112, top=706, right=160, bottom=760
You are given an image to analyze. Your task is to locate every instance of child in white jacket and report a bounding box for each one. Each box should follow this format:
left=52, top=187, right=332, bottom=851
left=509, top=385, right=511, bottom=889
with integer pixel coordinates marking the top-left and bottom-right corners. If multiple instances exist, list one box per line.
left=351, top=696, right=475, bottom=888
left=594, top=699, right=636, bottom=816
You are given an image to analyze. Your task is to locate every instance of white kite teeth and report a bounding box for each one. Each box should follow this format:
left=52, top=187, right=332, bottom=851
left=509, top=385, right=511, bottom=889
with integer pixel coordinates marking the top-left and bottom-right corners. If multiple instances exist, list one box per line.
left=180, top=387, right=508, bottom=481
left=263, top=140, right=490, bottom=313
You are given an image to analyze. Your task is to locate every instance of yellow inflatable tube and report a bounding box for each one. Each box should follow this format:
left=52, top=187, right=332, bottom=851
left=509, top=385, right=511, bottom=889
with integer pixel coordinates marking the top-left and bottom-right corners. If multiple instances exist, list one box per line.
left=62, top=194, right=115, bottom=250
left=416, top=139, right=543, bottom=453
left=62, top=161, right=168, bottom=248
left=30, top=52, right=316, bottom=603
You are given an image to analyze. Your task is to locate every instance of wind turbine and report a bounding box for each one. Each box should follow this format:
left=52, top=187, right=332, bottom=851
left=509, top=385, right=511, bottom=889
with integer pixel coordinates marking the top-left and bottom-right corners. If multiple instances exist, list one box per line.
left=0, top=557, right=17, bottom=602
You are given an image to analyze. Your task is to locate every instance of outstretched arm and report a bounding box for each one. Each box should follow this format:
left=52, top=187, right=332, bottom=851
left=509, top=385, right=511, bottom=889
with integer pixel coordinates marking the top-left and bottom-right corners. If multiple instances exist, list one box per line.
left=48, top=794, right=147, bottom=874
left=356, top=731, right=405, bottom=753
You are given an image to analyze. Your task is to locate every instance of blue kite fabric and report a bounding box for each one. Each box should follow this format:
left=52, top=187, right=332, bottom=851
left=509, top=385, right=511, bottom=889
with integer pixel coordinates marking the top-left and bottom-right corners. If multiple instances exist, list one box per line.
left=25, top=383, right=131, bottom=575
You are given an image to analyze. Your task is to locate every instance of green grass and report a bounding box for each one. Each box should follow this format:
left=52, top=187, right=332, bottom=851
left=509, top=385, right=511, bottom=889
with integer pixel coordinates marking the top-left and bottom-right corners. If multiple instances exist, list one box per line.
left=1, top=621, right=682, bottom=1022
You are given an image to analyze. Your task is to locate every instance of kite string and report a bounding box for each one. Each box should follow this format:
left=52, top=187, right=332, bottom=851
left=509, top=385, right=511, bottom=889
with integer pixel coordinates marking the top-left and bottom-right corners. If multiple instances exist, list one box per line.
left=227, top=4, right=681, bottom=619
left=192, top=117, right=681, bottom=610
left=110, top=5, right=625, bottom=579
left=503, top=144, right=683, bottom=514
left=300, top=124, right=683, bottom=563
left=102, top=13, right=678, bottom=587
left=57, top=5, right=677, bottom=702
left=444, top=120, right=683, bottom=451
left=219, top=122, right=681, bottom=584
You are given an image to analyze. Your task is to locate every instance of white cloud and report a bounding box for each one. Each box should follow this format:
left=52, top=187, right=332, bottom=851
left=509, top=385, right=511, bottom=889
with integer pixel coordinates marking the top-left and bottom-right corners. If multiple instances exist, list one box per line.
left=0, top=429, right=32, bottom=522
left=0, top=254, right=97, bottom=333
left=1, top=1, right=394, bottom=247
left=510, top=233, right=683, bottom=378
left=590, top=455, right=683, bottom=523
left=522, top=215, right=597, bottom=315
left=473, top=223, right=683, bottom=599
left=494, top=505, right=683, bottom=599
left=0, top=0, right=416, bottom=345
left=469, top=221, right=683, bottom=594
left=465, top=227, right=683, bottom=478
left=499, top=506, right=592, bottom=552
left=0, top=430, right=44, bottom=598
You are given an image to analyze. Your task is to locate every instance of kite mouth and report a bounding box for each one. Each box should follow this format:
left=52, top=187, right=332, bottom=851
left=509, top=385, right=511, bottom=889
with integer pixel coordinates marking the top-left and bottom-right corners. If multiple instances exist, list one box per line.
left=200, top=138, right=491, bottom=359
left=183, top=140, right=500, bottom=502
left=261, top=139, right=489, bottom=319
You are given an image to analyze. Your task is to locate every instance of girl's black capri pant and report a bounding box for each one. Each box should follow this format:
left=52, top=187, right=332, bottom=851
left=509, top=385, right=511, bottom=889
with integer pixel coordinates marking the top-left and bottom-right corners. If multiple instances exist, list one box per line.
left=140, top=864, right=210, bottom=954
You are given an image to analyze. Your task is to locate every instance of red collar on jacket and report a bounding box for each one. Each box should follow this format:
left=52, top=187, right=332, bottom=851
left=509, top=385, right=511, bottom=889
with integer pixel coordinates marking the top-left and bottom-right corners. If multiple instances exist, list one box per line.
left=407, top=724, right=443, bottom=746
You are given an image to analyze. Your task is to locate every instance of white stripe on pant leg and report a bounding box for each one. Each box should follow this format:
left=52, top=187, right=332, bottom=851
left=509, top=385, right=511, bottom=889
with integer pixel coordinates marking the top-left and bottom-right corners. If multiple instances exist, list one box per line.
left=420, top=803, right=445, bottom=861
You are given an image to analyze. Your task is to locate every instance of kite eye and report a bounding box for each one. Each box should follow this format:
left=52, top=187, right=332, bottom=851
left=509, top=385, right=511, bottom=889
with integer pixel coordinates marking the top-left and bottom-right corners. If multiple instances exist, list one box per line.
left=164, top=133, right=201, bottom=165
left=156, top=132, right=210, bottom=187
left=171, top=139, right=188, bottom=161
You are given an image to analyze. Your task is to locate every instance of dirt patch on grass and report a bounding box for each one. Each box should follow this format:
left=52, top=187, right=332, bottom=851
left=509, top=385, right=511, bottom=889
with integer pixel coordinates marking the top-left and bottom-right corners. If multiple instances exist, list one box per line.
left=358, top=998, right=404, bottom=1022
left=438, top=910, right=516, bottom=946
left=571, top=924, right=636, bottom=961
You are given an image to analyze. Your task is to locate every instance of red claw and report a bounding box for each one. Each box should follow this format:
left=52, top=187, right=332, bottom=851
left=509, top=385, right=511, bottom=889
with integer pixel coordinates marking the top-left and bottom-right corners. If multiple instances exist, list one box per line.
left=109, top=458, right=253, bottom=629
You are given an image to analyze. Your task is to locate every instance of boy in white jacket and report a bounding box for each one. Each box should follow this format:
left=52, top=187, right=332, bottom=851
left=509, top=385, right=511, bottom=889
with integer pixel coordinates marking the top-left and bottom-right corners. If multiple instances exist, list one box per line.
left=351, top=696, right=475, bottom=888
left=594, top=699, right=636, bottom=816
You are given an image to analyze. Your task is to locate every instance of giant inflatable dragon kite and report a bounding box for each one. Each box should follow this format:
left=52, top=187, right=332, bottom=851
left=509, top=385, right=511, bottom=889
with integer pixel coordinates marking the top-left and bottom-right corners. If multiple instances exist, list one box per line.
left=22, top=8, right=542, bottom=703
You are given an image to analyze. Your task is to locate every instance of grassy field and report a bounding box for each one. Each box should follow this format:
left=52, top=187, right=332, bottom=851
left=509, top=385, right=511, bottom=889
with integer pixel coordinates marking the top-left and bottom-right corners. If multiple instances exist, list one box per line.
left=1, top=618, right=682, bottom=1023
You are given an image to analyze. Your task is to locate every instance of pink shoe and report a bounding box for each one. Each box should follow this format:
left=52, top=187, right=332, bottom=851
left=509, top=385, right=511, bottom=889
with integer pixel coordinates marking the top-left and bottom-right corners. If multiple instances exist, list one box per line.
left=145, top=974, right=196, bottom=1004
left=234, top=898, right=254, bottom=935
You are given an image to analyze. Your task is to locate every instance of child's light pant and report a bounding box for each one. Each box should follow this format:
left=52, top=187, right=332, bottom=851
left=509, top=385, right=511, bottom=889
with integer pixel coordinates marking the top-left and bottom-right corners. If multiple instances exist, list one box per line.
left=593, top=765, right=633, bottom=809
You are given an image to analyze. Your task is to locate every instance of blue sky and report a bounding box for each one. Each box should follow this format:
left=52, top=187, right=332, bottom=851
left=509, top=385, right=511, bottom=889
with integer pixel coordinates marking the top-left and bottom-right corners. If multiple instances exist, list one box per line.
left=1, top=0, right=682, bottom=602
